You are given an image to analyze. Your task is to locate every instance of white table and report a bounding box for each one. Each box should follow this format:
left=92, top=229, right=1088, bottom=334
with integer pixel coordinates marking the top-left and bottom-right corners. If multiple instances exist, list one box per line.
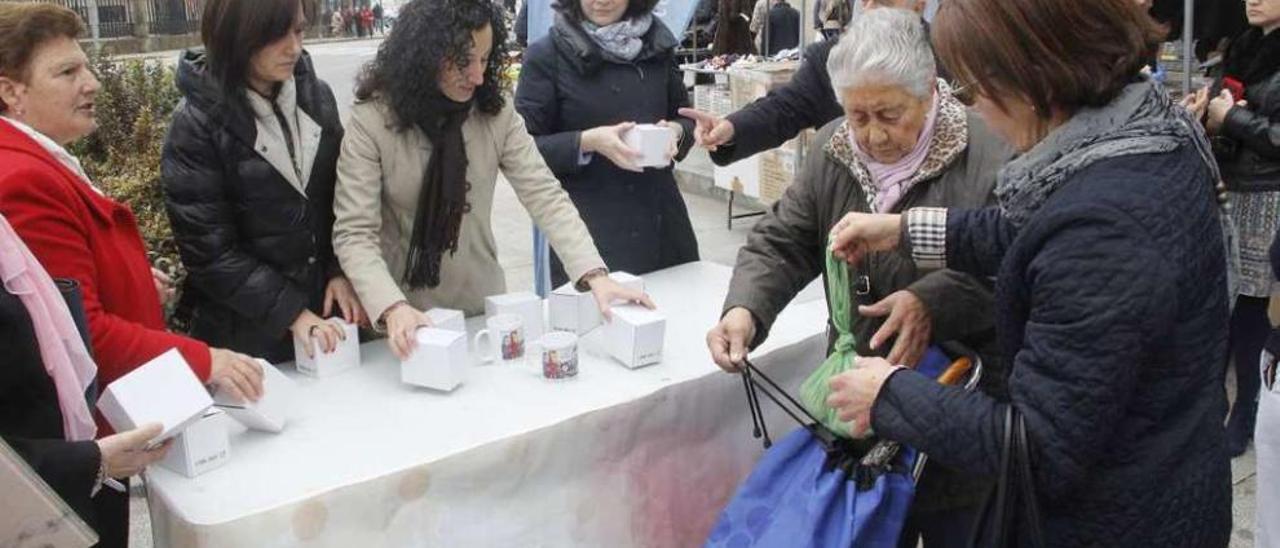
left=145, top=262, right=829, bottom=547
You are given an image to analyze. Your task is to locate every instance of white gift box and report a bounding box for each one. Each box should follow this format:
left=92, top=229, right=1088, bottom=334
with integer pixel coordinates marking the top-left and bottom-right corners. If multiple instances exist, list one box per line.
left=401, top=328, right=468, bottom=392
left=96, top=348, right=213, bottom=441
left=549, top=272, right=646, bottom=335
left=601, top=304, right=666, bottom=368
left=212, top=360, right=296, bottom=433
left=425, top=307, right=467, bottom=334
left=623, top=124, right=674, bottom=168
left=485, top=292, right=544, bottom=340
left=159, top=408, right=230, bottom=478
left=293, top=318, right=360, bottom=378
left=608, top=271, right=645, bottom=293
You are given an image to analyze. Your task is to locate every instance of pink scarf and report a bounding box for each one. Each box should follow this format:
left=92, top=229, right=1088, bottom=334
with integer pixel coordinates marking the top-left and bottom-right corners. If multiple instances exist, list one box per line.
left=850, top=90, right=941, bottom=213
left=0, top=214, right=98, bottom=441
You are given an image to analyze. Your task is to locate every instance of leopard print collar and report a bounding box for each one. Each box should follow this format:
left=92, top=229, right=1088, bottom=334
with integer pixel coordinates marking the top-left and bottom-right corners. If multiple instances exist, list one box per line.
left=824, top=79, right=969, bottom=212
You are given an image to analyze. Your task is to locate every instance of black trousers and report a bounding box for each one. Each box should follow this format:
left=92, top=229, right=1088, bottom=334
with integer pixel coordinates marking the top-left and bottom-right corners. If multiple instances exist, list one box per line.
left=91, top=487, right=129, bottom=548
left=897, top=503, right=981, bottom=548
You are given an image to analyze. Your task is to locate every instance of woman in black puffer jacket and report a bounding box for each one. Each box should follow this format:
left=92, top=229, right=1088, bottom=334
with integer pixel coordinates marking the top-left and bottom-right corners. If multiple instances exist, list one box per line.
left=515, top=0, right=699, bottom=287
left=162, top=0, right=365, bottom=363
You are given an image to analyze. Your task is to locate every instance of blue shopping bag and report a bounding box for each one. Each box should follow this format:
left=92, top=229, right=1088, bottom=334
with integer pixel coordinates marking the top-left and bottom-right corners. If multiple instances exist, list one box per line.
left=707, top=347, right=953, bottom=548
left=705, top=429, right=918, bottom=548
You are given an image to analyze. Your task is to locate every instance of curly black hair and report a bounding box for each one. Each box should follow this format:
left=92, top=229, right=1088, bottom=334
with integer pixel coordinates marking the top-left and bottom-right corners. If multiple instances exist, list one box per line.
left=355, top=0, right=508, bottom=128
left=553, top=0, right=659, bottom=23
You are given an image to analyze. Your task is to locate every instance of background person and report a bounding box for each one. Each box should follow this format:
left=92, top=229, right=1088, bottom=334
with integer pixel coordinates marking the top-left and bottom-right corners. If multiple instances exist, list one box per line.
left=712, top=0, right=756, bottom=55
left=516, top=0, right=700, bottom=286
left=1182, top=0, right=1280, bottom=458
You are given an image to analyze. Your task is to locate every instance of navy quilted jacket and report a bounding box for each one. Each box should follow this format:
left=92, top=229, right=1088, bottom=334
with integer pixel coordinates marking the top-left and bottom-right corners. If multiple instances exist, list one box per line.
left=872, top=147, right=1233, bottom=547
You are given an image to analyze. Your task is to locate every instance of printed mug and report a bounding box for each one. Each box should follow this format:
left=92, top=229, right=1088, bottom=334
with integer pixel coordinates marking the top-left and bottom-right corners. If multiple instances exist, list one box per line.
left=528, top=331, right=579, bottom=380
left=473, top=313, right=525, bottom=363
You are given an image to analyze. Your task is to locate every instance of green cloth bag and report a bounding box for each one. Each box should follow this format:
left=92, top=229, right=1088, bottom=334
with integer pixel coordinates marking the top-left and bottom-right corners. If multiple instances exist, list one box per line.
left=798, top=239, right=863, bottom=438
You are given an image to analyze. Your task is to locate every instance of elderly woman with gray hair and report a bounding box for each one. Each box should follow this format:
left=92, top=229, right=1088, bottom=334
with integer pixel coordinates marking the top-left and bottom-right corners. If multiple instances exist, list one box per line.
left=707, top=8, right=1012, bottom=546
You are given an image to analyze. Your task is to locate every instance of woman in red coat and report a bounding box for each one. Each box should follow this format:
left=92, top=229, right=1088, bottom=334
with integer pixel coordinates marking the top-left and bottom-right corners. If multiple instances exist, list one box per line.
left=0, top=7, right=264, bottom=421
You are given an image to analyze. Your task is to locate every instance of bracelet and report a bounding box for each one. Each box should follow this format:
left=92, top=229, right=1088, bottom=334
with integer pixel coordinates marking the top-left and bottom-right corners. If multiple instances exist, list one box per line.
left=91, top=451, right=107, bottom=497
left=574, top=268, right=609, bottom=292
left=375, top=301, right=408, bottom=333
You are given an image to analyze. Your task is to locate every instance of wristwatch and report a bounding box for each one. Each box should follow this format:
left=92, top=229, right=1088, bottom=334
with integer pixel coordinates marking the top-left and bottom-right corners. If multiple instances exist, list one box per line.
left=575, top=268, right=609, bottom=292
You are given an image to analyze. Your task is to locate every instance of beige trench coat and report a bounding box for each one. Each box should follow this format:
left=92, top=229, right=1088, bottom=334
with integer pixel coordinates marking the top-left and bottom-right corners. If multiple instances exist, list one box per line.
left=332, top=98, right=604, bottom=321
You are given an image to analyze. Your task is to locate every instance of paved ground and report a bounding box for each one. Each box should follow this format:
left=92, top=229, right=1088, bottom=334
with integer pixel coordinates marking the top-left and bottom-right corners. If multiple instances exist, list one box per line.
left=122, top=37, right=1260, bottom=547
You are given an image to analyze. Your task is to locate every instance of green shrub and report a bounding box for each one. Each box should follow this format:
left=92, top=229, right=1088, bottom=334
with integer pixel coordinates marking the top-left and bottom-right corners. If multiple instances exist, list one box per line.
left=70, top=55, right=185, bottom=324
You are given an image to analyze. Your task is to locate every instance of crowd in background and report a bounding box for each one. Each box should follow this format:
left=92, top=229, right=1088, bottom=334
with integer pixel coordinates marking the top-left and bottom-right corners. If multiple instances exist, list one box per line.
left=327, top=2, right=386, bottom=38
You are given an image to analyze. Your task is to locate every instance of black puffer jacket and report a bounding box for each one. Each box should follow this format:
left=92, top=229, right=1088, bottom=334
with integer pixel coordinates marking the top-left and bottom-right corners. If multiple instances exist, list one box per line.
left=161, top=51, right=343, bottom=362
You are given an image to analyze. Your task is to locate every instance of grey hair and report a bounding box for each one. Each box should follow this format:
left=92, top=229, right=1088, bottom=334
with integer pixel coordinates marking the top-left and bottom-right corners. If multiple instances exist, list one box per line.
left=827, top=8, right=937, bottom=101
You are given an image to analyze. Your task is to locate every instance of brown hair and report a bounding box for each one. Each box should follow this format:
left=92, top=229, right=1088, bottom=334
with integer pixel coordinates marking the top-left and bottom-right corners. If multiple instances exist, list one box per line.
left=932, top=0, right=1161, bottom=118
left=553, top=0, right=660, bottom=25
left=200, top=0, right=305, bottom=93
left=0, top=2, right=85, bottom=112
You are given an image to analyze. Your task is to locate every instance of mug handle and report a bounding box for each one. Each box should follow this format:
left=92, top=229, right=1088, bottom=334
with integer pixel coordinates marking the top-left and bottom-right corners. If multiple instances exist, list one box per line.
left=473, top=329, right=495, bottom=362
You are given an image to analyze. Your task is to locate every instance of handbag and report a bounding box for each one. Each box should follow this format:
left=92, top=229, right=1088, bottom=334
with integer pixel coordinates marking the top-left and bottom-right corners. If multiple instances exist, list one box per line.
left=54, top=277, right=98, bottom=406
left=968, top=406, right=1045, bottom=548
left=54, top=278, right=90, bottom=354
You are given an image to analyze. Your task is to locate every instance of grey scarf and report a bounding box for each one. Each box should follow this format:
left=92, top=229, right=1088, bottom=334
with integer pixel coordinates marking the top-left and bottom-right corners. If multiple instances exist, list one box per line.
left=996, top=78, right=1219, bottom=225
left=582, top=14, right=653, bottom=63
left=996, top=77, right=1240, bottom=302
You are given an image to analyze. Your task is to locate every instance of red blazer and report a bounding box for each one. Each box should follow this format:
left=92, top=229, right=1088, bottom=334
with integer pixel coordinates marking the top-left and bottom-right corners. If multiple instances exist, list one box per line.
left=0, top=120, right=211, bottom=392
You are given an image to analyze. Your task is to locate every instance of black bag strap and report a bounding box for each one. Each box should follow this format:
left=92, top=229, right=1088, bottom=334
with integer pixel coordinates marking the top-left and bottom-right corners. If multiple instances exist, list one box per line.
left=968, top=406, right=1046, bottom=548
left=737, top=358, right=904, bottom=490
left=992, top=406, right=1016, bottom=545
left=1014, top=412, right=1046, bottom=548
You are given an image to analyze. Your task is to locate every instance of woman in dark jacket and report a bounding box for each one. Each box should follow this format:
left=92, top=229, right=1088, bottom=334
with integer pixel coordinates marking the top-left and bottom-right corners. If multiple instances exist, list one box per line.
left=713, top=0, right=756, bottom=55
left=0, top=214, right=172, bottom=548
left=825, top=0, right=1233, bottom=545
left=1183, top=0, right=1280, bottom=457
left=162, top=0, right=365, bottom=363
left=516, top=0, right=699, bottom=286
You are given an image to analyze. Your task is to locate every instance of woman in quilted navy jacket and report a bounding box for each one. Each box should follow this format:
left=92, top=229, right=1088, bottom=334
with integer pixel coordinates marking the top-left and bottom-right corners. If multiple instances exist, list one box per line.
left=162, top=0, right=366, bottom=363
left=823, top=0, right=1233, bottom=545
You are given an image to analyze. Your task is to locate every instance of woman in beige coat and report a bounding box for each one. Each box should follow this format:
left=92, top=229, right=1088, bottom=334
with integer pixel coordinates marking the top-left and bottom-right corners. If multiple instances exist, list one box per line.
left=333, top=0, right=652, bottom=359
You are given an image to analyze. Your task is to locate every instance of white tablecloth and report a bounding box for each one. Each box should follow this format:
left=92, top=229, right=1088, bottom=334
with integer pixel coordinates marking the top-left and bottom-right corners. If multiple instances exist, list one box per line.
left=145, top=262, right=829, bottom=547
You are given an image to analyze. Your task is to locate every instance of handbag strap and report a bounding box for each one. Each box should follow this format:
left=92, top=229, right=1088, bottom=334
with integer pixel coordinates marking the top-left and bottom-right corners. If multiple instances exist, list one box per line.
left=1014, top=411, right=1046, bottom=548
left=968, top=405, right=1015, bottom=548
